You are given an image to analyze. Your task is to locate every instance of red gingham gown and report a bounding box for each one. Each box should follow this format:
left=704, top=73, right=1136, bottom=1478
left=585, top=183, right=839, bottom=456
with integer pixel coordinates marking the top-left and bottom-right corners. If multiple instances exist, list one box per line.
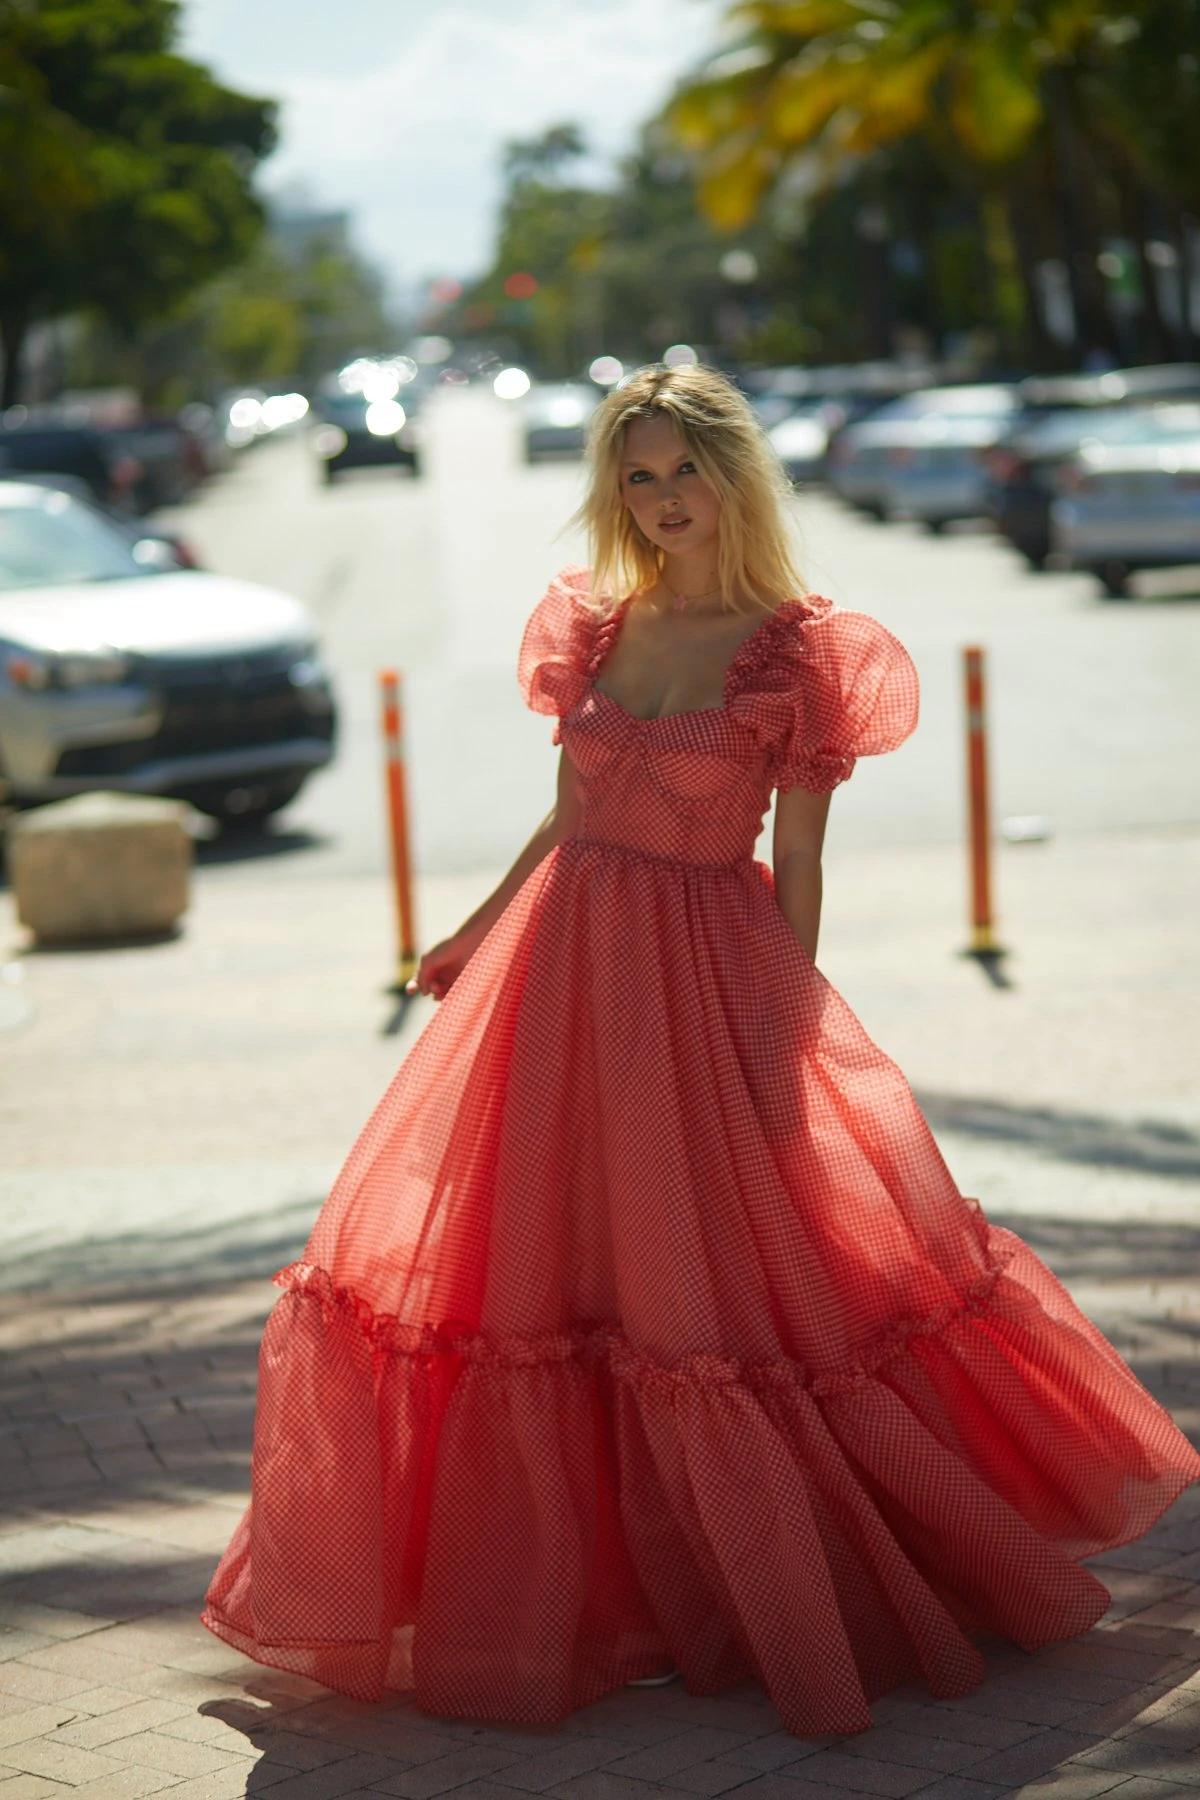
left=203, top=567, right=1200, bottom=1736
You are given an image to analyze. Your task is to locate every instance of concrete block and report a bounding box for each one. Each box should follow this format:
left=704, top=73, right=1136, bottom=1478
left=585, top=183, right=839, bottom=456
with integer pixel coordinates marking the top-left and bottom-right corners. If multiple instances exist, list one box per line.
left=7, top=793, right=192, bottom=942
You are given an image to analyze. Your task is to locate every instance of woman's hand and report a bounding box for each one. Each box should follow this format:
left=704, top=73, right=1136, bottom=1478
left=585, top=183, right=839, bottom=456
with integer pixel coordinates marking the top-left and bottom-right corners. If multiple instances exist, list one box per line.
left=406, top=931, right=480, bottom=1001
left=403, top=752, right=582, bottom=1004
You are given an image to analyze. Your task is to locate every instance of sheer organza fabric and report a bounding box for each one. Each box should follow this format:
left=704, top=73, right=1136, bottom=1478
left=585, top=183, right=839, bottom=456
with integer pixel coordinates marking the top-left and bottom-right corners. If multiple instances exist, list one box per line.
left=203, top=569, right=1200, bottom=1736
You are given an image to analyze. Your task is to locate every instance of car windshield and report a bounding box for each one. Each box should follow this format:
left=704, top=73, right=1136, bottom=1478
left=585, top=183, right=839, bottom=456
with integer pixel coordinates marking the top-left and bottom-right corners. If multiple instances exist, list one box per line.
left=0, top=489, right=146, bottom=591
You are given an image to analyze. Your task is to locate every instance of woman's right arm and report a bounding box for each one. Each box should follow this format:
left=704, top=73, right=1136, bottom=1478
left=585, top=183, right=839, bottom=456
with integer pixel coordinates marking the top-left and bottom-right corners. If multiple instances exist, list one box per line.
left=408, top=750, right=583, bottom=999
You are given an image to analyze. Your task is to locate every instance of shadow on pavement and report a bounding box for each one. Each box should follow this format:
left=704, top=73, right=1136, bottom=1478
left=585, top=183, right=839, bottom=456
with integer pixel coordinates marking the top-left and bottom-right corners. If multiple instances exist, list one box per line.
left=917, top=1088, right=1200, bottom=1181
left=17, top=924, right=183, bottom=956
left=193, top=823, right=329, bottom=867
left=0, top=1197, right=317, bottom=1295
left=3, top=1224, right=1200, bottom=1791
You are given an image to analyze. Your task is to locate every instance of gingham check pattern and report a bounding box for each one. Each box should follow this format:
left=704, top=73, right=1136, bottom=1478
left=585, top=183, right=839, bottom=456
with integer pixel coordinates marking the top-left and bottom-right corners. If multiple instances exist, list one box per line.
left=203, top=567, right=1200, bottom=1737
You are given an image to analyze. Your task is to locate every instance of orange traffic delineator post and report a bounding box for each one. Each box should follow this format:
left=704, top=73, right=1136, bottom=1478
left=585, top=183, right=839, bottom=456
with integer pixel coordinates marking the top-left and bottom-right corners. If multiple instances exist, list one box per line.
left=380, top=670, right=418, bottom=992
left=962, top=646, right=1004, bottom=965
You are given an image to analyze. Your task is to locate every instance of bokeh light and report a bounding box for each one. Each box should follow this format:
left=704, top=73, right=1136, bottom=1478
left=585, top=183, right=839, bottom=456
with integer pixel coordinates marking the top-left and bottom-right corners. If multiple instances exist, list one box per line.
left=361, top=367, right=401, bottom=402
left=337, top=358, right=375, bottom=394
left=228, top=396, right=263, bottom=430
left=663, top=343, right=699, bottom=369
left=364, top=399, right=406, bottom=437
left=493, top=367, right=532, bottom=400
left=312, top=425, right=348, bottom=458
left=504, top=271, right=539, bottom=300
left=428, top=277, right=463, bottom=305
left=588, top=356, right=624, bottom=387
left=719, top=248, right=759, bottom=284
left=260, top=393, right=309, bottom=430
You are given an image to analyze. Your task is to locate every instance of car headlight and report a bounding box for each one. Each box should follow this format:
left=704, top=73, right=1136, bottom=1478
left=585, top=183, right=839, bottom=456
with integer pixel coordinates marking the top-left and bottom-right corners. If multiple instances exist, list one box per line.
left=365, top=400, right=406, bottom=437
left=287, top=652, right=327, bottom=688
left=287, top=646, right=333, bottom=714
left=4, top=648, right=132, bottom=690
left=313, top=425, right=348, bottom=458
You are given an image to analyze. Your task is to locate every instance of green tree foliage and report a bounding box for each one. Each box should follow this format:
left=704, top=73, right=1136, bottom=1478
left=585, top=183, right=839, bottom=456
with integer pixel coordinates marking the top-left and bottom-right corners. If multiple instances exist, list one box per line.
left=68, top=225, right=392, bottom=407
left=446, top=124, right=612, bottom=374
left=667, top=0, right=1200, bottom=367
left=289, top=232, right=391, bottom=381
left=442, top=123, right=795, bottom=376
left=0, top=0, right=276, bottom=404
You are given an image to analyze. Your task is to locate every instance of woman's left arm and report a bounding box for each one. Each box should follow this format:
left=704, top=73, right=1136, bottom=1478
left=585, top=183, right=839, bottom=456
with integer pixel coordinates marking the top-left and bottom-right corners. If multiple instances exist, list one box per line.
left=772, top=785, right=833, bottom=962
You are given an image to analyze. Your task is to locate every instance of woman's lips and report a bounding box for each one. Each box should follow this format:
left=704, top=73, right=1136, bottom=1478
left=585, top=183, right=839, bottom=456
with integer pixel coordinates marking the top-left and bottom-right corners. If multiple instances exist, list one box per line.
left=659, top=516, right=692, bottom=534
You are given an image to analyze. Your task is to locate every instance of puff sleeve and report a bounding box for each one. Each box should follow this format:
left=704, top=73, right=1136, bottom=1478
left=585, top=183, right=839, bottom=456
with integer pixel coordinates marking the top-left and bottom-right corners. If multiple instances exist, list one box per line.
left=730, top=601, right=919, bottom=794
left=517, top=566, right=597, bottom=738
left=780, top=607, right=918, bottom=792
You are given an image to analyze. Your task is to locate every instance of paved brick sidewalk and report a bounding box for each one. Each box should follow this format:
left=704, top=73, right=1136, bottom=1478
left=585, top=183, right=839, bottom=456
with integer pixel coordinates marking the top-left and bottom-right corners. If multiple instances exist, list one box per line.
left=3, top=833, right=1200, bottom=1800
left=3, top=1272, right=1200, bottom=1800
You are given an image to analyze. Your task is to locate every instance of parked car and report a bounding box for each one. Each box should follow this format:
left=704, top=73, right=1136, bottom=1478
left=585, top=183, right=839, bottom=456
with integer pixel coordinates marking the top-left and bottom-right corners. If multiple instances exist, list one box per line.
left=768, top=399, right=856, bottom=484
left=522, top=383, right=599, bottom=462
left=1050, top=407, right=1200, bottom=598
left=748, top=362, right=927, bottom=446
left=1017, top=361, right=1200, bottom=413
left=105, top=417, right=199, bottom=511
left=179, top=402, right=234, bottom=480
left=311, top=384, right=423, bottom=482
left=985, top=374, right=1200, bottom=569
left=9, top=471, right=200, bottom=569
left=828, top=385, right=1018, bottom=523
left=0, top=479, right=336, bottom=822
left=0, top=419, right=143, bottom=513
left=875, top=386, right=1020, bottom=530
left=989, top=407, right=1145, bottom=569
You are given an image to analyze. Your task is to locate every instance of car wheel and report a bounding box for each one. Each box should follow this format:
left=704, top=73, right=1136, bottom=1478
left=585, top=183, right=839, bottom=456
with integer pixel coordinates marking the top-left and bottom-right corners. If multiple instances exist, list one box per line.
left=186, top=774, right=309, bottom=827
left=1096, top=560, right=1133, bottom=600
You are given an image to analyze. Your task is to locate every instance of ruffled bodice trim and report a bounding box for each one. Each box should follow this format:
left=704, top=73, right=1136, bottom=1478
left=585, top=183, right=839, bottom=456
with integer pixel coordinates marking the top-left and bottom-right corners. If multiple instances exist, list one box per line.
left=517, top=566, right=918, bottom=792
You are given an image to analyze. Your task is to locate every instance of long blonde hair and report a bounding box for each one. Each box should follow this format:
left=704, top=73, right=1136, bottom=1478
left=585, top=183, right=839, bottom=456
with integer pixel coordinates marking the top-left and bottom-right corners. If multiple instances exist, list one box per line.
left=576, top=363, right=804, bottom=616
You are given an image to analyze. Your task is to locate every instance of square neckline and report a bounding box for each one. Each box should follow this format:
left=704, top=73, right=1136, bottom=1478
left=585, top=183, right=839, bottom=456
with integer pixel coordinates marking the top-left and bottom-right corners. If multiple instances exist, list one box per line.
left=588, top=594, right=810, bottom=726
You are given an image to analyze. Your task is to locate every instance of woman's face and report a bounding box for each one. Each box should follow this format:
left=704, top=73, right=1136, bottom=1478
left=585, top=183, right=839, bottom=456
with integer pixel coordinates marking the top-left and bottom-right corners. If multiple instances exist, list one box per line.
left=620, top=414, right=721, bottom=562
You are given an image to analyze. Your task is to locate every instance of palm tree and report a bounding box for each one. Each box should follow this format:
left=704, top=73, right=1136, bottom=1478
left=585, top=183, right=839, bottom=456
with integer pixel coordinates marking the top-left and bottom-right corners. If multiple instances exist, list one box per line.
left=667, top=1, right=1158, bottom=364
left=1076, top=0, right=1200, bottom=356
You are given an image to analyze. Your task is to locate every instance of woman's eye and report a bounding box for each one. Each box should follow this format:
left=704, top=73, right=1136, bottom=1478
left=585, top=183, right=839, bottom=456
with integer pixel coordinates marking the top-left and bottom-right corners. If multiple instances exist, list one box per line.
left=678, top=462, right=696, bottom=475
left=627, top=470, right=650, bottom=484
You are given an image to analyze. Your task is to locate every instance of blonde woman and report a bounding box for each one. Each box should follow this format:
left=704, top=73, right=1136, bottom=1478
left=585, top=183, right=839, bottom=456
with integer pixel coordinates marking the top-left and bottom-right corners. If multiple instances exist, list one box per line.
left=204, top=364, right=1199, bottom=1737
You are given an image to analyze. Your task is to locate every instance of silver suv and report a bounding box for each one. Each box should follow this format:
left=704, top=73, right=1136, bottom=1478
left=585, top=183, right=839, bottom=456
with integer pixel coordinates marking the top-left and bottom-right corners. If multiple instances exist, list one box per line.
left=0, top=480, right=336, bottom=823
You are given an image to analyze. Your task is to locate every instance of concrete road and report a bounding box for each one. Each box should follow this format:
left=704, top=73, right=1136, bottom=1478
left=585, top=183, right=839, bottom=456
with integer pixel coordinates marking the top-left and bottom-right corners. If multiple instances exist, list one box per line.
left=159, top=387, right=1200, bottom=879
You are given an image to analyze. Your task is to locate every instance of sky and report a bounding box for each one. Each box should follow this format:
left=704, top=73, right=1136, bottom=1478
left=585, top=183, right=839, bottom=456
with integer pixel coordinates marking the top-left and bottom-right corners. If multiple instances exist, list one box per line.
left=181, top=0, right=722, bottom=300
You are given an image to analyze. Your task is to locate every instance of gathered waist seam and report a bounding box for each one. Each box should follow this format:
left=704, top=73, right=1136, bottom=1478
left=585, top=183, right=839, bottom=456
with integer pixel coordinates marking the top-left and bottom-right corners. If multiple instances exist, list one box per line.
left=560, top=836, right=756, bottom=874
